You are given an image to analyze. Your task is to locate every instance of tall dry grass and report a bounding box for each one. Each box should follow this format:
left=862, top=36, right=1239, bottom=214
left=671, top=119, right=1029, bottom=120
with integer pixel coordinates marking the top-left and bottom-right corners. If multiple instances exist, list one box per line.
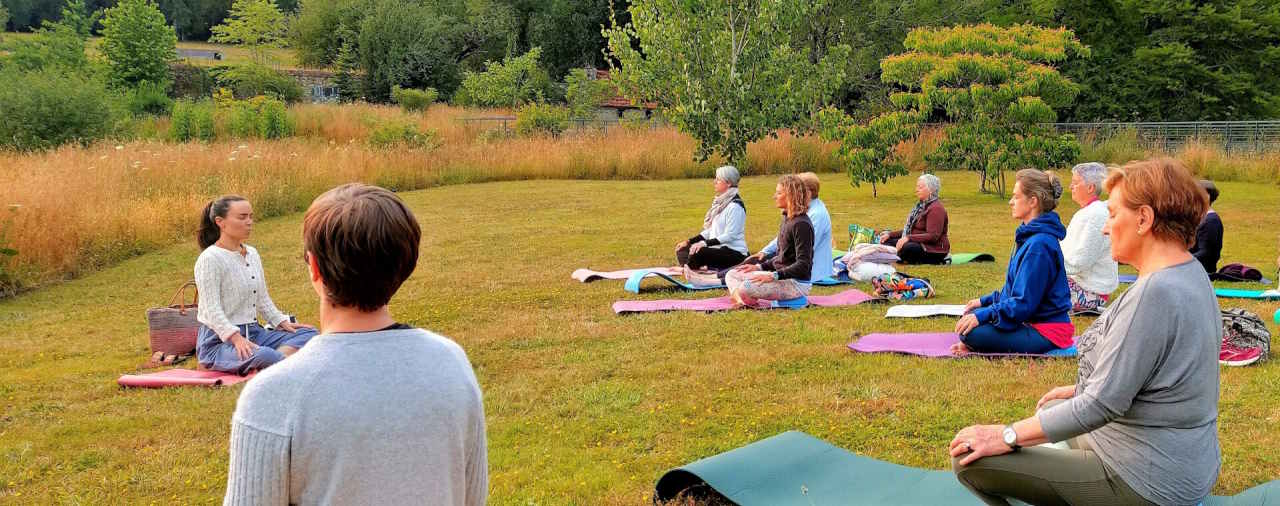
left=891, top=126, right=1280, bottom=185
left=0, top=104, right=838, bottom=294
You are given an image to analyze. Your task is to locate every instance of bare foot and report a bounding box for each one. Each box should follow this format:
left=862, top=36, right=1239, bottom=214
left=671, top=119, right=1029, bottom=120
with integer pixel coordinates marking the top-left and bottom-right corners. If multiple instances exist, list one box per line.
left=949, top=342, right=971, bottom=356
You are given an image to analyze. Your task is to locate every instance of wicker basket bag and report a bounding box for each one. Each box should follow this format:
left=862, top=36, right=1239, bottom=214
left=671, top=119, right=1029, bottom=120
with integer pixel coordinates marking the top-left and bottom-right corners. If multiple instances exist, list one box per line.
left=146, top=280, right=201, bottom=355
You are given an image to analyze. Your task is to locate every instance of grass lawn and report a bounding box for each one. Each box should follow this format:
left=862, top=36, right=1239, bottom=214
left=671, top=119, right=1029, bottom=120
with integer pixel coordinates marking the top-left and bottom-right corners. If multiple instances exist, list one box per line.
left=2, top=32, right=303, bottom=69
left=1, top=171, right=1277, bottom=504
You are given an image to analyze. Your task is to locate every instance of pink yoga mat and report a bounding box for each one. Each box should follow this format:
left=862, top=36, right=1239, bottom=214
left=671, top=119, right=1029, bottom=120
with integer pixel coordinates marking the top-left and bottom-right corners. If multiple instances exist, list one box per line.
left=848, top=332, right=1077, bottom=358
left=117, top=368, right=256, bottom=388
left=572, top=267, right=682, bottom=283
left=613, top=289, right=876, bottom=314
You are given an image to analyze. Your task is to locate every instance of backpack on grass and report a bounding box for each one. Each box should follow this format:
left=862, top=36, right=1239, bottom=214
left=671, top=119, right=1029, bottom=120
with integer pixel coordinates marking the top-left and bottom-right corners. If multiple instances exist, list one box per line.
left=1221, top=308, right=1271, bottom=362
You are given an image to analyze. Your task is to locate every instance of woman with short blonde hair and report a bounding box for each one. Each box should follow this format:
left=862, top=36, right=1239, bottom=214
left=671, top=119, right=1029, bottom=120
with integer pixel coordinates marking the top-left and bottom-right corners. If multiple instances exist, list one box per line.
left=726, top=175, right=813, bottom=306
left=951, top=158, right=1220, bottom=506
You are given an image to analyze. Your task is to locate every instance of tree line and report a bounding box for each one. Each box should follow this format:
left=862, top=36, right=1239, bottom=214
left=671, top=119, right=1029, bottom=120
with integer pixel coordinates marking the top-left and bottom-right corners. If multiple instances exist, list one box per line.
left=4, top=0, right=1277, bottom=123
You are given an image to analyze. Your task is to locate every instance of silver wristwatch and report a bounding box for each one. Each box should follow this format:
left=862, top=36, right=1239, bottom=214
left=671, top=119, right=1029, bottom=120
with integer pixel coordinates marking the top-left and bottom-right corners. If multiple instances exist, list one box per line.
left=1002, top=425, right=1021, bottom=450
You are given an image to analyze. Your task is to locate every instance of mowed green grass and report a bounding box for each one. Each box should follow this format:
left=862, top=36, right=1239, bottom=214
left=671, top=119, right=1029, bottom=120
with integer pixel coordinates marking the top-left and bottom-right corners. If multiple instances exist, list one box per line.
left=1, top=171, right=1277, bottom=504
left=2, top=32, right=302, bottom=69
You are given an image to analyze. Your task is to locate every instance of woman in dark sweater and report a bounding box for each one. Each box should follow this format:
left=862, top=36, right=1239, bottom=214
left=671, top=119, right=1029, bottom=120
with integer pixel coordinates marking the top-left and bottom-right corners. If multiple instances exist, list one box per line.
left=726, top=175, right=814, bottom=307
left=1188, top=179, right=1222, bottom=274
left=878, top=174, right=950, bottom=264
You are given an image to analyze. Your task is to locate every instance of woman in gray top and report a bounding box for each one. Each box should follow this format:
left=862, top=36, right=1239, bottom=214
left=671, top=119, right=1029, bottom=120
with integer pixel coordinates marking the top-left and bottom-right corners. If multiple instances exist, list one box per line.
left=950, top=157, right=1220, bottom=506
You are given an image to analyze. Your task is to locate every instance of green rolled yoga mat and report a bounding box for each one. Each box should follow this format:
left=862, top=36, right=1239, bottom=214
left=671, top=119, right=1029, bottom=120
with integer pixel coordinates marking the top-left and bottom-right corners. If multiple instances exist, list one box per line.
left=655, top=431, right=1280, bottom=505
left=946, top=253, right=996, bottom=265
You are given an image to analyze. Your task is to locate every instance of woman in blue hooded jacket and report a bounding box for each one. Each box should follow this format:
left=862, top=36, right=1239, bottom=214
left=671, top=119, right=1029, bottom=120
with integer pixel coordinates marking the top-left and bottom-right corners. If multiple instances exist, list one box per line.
left=953, top=169, right=1075, bottom=355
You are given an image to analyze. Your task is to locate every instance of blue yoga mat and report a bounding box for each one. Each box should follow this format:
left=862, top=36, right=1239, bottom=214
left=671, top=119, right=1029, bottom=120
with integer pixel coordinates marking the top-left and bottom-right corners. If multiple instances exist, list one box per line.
left=623, top=270, right=854, bottom=294
left=655, top=431, right=1280, bottom=505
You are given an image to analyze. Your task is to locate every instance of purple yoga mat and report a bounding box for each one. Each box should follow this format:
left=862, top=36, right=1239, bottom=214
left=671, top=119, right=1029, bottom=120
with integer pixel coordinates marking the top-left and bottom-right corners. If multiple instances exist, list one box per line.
left=573, top=267, right=682, bottom=283
left=848, top=332, right=1077, bottom=358
left=613, top=289, right=876, bottom=314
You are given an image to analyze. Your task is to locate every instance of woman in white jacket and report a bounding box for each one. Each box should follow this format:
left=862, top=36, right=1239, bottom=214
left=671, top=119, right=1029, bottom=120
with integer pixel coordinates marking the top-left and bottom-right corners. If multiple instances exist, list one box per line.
left=675, top=165, right=749, bottom=272
left=1060, top=162, right=1119, bottom=314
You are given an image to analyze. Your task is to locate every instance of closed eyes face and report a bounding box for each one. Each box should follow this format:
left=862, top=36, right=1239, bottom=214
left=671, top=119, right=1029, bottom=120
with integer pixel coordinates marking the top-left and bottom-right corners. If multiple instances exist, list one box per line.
left=773, top=184, right=787, bottom=210
left=914, top=180, right=931, bottom=201
left=1103, top=183, right=1141, bottom=264
left=1009, top=182, right=1034, bottom=222
left=714, top=178, right=731, bottom=194
left=217, top=201, right=254, bottom=241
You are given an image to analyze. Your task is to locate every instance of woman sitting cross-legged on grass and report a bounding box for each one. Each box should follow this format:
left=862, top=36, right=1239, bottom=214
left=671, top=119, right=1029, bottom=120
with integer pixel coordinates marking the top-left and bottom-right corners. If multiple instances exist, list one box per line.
left=224, top=184, right=487, bottom=504
left=1060, top=162, right=1119, bottom=314
left=950, top=157, right=1221, bottom=506
left=675, top=165, right=749, bottom=276
left=725, top=175, right=813, bottom=307
left=952, top=170, right=1073, bottom=355
left=877, top=173, right=950, bottom=264
left=194, top=195, right=317, bottom=374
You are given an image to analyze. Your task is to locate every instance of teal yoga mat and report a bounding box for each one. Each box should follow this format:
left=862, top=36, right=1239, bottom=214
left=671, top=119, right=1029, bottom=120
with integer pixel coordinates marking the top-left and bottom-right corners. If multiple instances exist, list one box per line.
left=946, top=253, right=996, bottom=265
left=1215, top=288, right=1280, bottom=300
left=655, top=431, right=1280, bottom=506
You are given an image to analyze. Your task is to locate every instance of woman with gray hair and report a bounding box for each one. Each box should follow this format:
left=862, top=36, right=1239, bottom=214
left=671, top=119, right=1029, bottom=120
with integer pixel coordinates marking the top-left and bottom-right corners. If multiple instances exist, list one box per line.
left=878, top=173, right=950, bottom=264
left=675, top=165, right=749, bottom=271
left=1061, top=162, right=1118, bottom=314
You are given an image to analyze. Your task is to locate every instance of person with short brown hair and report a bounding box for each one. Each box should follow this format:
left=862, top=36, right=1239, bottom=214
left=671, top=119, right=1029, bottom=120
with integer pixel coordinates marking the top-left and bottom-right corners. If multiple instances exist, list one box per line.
left=224, top=184, right=488, bottom=506
left=953, top=169, right=1073, bottom=355
left=951, top=157, right=1221, bottom=506
left=726, top=175, right=814, bottom=306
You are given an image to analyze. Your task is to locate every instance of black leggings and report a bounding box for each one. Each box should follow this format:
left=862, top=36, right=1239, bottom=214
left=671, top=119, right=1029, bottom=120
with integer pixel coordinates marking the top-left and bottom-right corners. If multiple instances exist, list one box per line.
left=898, top=242, right=948, bottom=265
left=677, top=244, right=747, bottom=271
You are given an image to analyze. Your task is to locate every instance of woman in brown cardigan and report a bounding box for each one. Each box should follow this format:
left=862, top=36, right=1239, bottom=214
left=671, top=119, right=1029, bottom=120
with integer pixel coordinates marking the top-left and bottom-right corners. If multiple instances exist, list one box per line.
left=879, top=173, right=950, bottom=264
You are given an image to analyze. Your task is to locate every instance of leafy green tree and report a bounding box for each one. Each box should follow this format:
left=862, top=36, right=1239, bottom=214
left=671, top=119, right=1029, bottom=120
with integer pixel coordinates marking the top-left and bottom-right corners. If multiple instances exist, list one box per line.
left=453, top=47, right=551, bottom=107
left=0, top=4, right=9, bottom=36
left=211, top=0, right=287, bottom=66
left=0, top=67, right=121, bottom=151
left=527, top=0, right=620, bottom=79
left=605, top=0, right=851, bottom=168
left=851, top=24, right=1087, bottom=195
left=1, top=0, right=103, bottom=73
left=817, top=108, right=924, bottom=197
left=290, top=0, right=372, bottom=67
left=564, top=68, right=615, bottom=121
left=331, top=23, right=361, bottom=102
left=100, top=0, right=177, bottom=87
left=55, top=0, right=99, bottom=37
left=2, top=20, right=88, bottom=72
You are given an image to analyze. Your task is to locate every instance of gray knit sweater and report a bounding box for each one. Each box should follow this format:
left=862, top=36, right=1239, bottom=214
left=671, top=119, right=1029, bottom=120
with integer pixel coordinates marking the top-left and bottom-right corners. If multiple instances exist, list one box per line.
left=1039, top=259, right=1220, bottom=505
left=223, top=327, right=488, bottom=505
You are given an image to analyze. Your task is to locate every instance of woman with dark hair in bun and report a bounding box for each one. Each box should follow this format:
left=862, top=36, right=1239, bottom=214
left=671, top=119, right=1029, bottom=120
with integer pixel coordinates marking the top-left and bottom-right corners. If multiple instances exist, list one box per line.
left=952, top=170, right=1074, bottom=355
left=193, top=195, right=316, bottom=374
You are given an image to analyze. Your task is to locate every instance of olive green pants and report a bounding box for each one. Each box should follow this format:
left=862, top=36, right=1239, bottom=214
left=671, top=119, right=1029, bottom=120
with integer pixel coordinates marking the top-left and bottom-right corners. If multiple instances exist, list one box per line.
left=951, top=401, right=1157, bottom=506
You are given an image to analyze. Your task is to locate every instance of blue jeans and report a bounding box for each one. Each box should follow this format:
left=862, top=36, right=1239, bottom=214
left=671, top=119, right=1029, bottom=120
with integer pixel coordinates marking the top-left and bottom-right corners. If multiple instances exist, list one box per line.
left=197, top=323, right=317, bottom=374
left=961, top=323, right=1056, bottom=354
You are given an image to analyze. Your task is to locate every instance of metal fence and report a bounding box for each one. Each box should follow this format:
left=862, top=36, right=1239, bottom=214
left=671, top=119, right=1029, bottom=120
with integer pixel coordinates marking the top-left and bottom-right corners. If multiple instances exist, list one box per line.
left=1052, top=121, right=1280, bottom=153
left=457, top=115, right=666, bottom=135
